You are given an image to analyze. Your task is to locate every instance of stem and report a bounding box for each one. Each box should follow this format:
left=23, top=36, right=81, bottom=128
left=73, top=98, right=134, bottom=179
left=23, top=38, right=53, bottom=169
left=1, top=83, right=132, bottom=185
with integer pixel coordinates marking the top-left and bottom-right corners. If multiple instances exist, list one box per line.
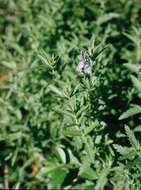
left=4, top=165, right=9, bottom=190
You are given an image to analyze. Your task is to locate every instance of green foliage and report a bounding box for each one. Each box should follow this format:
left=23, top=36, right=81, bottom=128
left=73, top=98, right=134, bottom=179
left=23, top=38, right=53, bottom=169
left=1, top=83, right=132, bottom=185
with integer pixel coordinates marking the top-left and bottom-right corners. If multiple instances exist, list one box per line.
left=119, top=104, right=141, bottom=120
left=1, top=0, right=141, bottom=189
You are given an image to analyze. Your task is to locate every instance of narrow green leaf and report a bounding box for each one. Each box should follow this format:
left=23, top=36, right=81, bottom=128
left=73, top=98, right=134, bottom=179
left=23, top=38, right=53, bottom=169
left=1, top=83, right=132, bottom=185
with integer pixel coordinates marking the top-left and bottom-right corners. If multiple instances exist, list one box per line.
left=56, top=146, right=66, bottom=163
left=124, top=63, right=141, bottom=74
left=134, top=125, right=141, bottom=132
left=83, top=121, right=98, bottom=135
left=119, top=105, right=141, bottom=120
left=123, top=32, right=139, bottom=45
left=67, top=149, right=80, bottom=165
left=48, top=85, right=66, bottom=97
left=131, top=75, right=141, bottom=93
left=97, top=13, right=120, bottom=25
left=62, top=128, right=81, bottom=137
left=38, top=49, right=53, bottom=69
left=0, top=61, right=16, bottom=70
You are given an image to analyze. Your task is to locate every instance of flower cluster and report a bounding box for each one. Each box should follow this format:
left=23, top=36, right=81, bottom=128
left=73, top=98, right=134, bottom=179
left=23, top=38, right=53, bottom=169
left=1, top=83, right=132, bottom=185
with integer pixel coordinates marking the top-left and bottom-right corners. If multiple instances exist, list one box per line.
left=76, top=50, right=92, bottom=74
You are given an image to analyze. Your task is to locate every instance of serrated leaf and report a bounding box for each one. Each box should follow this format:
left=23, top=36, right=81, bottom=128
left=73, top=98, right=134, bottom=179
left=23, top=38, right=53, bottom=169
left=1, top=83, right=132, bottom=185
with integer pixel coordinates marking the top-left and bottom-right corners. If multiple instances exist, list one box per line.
left=95, top=166, right=111, bottom=190
left=119, top=105, right=141, bottom=120
left=113, top=144, right=136, bottom=160
left=125, top=125, right=141, bottom=153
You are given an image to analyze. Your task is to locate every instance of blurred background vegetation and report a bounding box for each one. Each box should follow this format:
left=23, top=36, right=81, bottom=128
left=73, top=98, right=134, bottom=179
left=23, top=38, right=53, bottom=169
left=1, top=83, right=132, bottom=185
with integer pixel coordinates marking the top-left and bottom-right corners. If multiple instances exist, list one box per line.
left=1, top=0, right=141, bottom=189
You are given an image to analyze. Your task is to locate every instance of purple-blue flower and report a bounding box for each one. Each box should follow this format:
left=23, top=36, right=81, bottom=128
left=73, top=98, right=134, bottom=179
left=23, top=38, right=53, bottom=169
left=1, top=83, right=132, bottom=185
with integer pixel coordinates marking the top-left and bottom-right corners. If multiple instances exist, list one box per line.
left=76, top=50, right=92, bottom=74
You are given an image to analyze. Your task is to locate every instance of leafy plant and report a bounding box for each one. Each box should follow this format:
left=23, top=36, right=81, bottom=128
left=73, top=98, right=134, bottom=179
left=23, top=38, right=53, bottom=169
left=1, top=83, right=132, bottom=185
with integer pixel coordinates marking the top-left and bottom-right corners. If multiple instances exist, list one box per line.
left=1, top=0, right=141, bottom=189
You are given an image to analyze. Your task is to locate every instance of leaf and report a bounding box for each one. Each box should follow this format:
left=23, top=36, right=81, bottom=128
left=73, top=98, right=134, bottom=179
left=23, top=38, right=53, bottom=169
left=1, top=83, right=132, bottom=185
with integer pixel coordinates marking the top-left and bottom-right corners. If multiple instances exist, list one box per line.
left=67, top=149, right=80, bottom=165
left=97, top=13, right=120, bottom=25
left=62, top=128, right=82, bottom=137
left=83, top=120, right=99, bottom=135
left=113, top=144, right=136, bottom=160
left=48, top=169, right=68, bottom=189
left=134, top=125, right=141, bottom=132
left=131, top=75, right=141, bottom=93
left=38, top=49, right=53, bottom=69
left=124, top=63, right=141, bottom=74
left=8, top=132, right=23, bottom=141
left=37, top=161, right=72, bottom=177
left=11, top=148, right=18, bottom=166
left=55, top=109, right=75, bottom=119
left=95, top=135, right=102, bottom=144
left=0, top=61, right=17, bottom=70
left=71, top=84, right=81, bottom=96
left=95, top=166, right=110, bottom=190
left=125, top=125, right=140, bottom=153
left=91, top=45, right=108, bottom=61
left=78, top=162, right=97, bottom=180
left=76, top=105, right=88, bottom=118
left=73, top=181, right=94, bottom=190
left=119, top=104, right=141, bottom=120
left=48, top=85, right=66, bottom=97
left=56, top=146, right=66, bottom=163
left=123, top=32, right=139, bottom=45
left=82, top=136, right=95, bottom=163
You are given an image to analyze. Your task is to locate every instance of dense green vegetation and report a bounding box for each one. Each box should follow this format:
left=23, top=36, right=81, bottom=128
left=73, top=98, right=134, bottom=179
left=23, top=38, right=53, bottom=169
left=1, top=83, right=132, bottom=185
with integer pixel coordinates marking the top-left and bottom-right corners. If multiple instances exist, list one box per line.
left=1, top=0, right=141, bottom=189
